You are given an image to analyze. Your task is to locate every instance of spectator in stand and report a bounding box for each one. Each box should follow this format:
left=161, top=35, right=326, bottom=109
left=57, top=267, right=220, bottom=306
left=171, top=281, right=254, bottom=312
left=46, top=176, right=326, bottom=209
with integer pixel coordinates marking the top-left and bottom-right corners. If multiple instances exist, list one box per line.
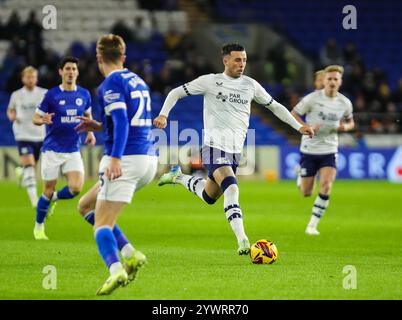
left=23, top=11, right=43, bottom=43
left=111, top=21, right=133, bottom=42
left=391, top=79, right=402, bottom=111
left=24, top=33, right=45, bottom=66
left=138, top=0, right=177, bottom=10
left=1, top=46, right=23, bottom=74
left=133, top=16, right=153, bottom=43
left=378, top=82, right=391, bottom=110
left=319, top=38, right=343, bottom=67
left=152, top=62, right=175, bottom=95
left=137, top=0, right=162, bottom=11
left=342, top=62, right=364, bottom=97
left=4, top=11, right=22, bottom=41
left=165, top=25, right=184, bottom=55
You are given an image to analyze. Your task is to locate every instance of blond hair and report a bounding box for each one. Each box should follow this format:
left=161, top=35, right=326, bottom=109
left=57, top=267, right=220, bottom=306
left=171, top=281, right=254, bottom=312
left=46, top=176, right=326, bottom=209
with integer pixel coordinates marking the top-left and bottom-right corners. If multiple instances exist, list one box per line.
left=314, top=69, right=325, bottom=78
left=21, top=66, right=38, bottom=77
left=96, top=34, right=126, bottom=63
left=324, top=65, right=344, bottom=75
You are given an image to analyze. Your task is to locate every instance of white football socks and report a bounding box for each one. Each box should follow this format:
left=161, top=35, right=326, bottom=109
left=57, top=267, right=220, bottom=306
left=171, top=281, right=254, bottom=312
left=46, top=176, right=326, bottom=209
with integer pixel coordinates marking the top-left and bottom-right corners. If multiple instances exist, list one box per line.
left=121, top=243, right=135, bottom=260
left=308, top=194, right=330, bottom=228
left=176, top=174, right=207, bottom=202
left=109, top=262, right=123, bottom=276
left=224, top=184, right=247, bottom=242
left=22, top=166, right=38, bottom=207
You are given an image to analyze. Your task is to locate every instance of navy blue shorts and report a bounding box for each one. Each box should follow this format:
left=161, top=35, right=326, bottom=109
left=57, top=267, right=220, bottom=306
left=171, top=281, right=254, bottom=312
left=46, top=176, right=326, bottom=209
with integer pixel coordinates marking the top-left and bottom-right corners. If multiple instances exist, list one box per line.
left=17, top=141, right=42, bottom=161
left=201, top=146, right=241, bottom=181
left=299, top=152, right=337, bottom=177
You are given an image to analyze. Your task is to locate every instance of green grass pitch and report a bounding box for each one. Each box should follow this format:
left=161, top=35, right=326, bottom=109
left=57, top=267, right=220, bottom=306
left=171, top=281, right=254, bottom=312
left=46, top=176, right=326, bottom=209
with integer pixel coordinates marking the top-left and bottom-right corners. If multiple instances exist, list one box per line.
left=0, top=179, right=401, bottom=300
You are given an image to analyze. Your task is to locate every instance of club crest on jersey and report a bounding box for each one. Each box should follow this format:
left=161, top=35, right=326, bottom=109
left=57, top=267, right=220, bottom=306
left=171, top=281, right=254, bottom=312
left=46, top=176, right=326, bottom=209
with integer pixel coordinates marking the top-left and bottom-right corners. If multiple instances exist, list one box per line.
left=75, top=98, right=83, bottom=106
left=216, top=92, right=227, bottom=102
left=59, top=100, right=66, bottom=105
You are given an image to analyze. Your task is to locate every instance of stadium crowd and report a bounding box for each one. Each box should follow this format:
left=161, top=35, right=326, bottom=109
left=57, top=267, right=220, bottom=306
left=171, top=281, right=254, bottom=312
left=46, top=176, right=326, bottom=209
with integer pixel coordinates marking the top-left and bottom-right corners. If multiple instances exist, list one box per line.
left=0, top=8, right=400, bottom=134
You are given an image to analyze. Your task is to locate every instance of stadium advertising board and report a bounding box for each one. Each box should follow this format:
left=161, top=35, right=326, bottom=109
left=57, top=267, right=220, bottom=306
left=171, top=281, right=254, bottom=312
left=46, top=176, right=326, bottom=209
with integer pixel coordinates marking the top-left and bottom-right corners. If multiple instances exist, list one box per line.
left=281, top=146, right=402, bottom=182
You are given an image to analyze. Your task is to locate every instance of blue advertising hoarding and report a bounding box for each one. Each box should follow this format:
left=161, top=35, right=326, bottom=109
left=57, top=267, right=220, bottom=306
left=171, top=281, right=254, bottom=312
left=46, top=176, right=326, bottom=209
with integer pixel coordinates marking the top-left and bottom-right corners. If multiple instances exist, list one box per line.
left=280, top=146, right=402, bottom=182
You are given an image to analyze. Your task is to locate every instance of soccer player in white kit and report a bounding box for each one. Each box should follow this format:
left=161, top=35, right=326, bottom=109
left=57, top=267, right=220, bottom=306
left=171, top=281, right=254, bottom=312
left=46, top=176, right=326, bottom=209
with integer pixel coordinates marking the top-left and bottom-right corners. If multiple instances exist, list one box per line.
left=154, top=43, right=314, bottom=255
left=6, top=66, right=47, bottom=207
left=291, top=65, right=355, bottom=235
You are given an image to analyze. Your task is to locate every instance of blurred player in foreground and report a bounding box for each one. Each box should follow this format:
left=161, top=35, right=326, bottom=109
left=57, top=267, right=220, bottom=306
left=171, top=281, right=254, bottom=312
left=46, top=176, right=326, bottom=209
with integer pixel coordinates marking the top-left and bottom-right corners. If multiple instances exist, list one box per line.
left=75, top=34, right=157, bottom=295
left=154, top=43, right=314, bottom=255
left=32, top=57, right=95, bottom=240
left=291, top=65, right=355, bottom=235
left=7, top=66, right=47, bottom=207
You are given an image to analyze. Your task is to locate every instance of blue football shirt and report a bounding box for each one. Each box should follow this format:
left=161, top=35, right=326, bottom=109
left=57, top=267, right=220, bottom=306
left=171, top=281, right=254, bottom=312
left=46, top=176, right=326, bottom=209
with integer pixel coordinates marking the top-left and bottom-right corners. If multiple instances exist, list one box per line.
left=37, top=85, right=92, bottom=153
left=98, top=69, right=156, bottom=156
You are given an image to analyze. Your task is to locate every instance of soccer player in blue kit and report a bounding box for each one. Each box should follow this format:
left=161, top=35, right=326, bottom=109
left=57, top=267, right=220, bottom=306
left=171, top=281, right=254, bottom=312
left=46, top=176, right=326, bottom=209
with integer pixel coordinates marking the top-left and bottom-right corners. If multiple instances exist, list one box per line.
left=75, top=34, right=157, bottom=295
left=32, top=56, right=96, bottom=240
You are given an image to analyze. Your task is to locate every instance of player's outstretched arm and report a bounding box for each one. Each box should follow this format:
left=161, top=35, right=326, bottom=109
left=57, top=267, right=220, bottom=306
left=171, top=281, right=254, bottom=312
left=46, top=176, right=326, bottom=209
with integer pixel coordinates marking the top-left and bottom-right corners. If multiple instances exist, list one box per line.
left=266, top=100, right=314, bottom=137
left=153, top=86, right=188, bottom=129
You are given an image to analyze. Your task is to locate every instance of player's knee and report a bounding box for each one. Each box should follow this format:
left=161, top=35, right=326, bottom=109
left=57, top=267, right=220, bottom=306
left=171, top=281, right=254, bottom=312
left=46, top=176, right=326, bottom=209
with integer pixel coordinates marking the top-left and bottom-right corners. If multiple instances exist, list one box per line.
left=220, top=176, right=238, bottom=194
left=300, top=184, right=313, bottom=197
left=202, top=189, right=217, bottom=205
left=320, top=181, right=332, bottom=194
left=69, top=185, right=82, bottom=195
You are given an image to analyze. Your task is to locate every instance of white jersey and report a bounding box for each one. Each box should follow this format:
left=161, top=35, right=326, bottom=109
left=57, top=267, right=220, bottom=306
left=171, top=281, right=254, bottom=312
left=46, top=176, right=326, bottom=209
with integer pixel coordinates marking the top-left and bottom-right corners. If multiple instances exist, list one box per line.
left=7, top=86, right=47, bottom=142
left=183, top=73, right=275, bottom=153
left=294, top=89, right=353, bottom=154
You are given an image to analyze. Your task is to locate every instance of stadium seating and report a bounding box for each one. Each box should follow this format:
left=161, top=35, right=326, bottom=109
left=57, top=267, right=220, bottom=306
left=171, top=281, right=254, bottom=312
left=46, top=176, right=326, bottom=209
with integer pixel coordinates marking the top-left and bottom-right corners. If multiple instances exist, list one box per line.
left=0, top=0, right=287, bottom=147
left=215, top=0, right=402, bottom=89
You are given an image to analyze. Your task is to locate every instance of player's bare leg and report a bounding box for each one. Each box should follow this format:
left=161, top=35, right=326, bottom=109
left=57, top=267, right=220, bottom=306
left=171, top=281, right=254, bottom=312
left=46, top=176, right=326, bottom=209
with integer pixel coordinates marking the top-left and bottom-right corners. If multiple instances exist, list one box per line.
left=213, top=166, right=250, bottom=255
left=299, top=176, right=315, bottom=197
left=47, top=171, right=84, bottom=219
left=65, top=171, right=84, bottom=195
left=78, top=182, right=99, bottom=219
left=204, top=177, right=222, bottom=200
left=34, top=179, right=57, bottom=240
left=306, top=167, right=336, bottom=235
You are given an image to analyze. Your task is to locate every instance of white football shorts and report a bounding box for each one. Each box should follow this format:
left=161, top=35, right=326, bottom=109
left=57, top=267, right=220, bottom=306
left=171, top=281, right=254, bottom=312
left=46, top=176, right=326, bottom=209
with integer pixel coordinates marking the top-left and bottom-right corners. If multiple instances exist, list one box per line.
left=97, top=155, right=158, bottom=203
left=41, top=150, right=85, bottom=181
